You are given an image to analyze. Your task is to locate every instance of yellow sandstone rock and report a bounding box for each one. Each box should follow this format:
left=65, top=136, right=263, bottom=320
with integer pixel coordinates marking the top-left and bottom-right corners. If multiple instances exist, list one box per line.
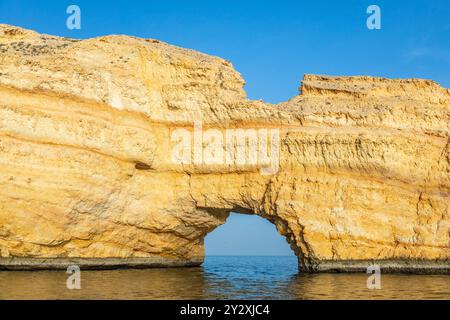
left=0, top=25, right=448, bottom=272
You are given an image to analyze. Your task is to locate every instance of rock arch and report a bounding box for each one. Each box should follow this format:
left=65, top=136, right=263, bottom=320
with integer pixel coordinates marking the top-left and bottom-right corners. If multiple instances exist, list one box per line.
left=0, top=25, right=448, bottom=273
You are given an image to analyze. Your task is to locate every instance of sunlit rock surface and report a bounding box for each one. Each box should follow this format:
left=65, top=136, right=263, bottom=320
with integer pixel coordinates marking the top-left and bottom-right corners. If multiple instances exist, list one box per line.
left=0, top=25, right=448, bottom=273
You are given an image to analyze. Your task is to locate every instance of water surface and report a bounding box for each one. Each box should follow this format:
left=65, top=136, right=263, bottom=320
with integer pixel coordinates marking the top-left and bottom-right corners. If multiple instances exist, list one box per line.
left=0, top=256, right=448, bottom=299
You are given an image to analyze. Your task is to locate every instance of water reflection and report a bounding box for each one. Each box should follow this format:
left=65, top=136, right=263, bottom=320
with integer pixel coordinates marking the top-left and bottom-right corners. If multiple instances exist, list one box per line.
left=0, top=267, right=206, bottom=300
left=0, top=256, right=448, bottom=299
left=287, top=273, right=450, bottom=300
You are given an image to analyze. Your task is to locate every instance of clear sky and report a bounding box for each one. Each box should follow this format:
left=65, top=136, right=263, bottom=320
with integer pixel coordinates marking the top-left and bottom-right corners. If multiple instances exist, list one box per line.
left=1, top=0, right=448, bottom=255
left=1, top=0, right=449, bottom=103
left=205, top=213, right=294, bottom=256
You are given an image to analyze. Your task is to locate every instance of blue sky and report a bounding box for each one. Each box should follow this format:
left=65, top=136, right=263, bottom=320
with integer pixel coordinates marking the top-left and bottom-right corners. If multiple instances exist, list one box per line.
left=1, top=0, right=449, bottom=103
left=1, top=0, right=448, bottom=255
left=205, top=213, right=294, bottom=256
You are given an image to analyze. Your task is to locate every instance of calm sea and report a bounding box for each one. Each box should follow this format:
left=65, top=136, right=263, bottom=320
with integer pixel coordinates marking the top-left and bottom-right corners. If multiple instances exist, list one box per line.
left=0, top=256, right=448, bottom=299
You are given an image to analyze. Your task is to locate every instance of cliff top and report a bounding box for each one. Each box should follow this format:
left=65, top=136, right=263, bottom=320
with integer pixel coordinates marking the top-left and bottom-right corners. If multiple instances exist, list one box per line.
left=0, top=24, right=448, bottom=136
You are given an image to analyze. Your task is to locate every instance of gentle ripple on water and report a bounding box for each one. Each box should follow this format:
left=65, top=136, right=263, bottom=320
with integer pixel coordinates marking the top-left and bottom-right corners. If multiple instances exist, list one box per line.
left=0, top=256, right=448, bottom=299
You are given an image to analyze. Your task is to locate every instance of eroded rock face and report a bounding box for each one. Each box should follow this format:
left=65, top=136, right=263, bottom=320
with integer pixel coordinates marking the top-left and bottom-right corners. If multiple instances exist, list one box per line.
left=0, top=25, right=448, bottom=272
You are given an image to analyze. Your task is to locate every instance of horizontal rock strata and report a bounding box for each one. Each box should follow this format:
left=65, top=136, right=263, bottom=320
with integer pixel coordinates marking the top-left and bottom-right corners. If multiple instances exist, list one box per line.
left=0, top=25, right=448, bottom=272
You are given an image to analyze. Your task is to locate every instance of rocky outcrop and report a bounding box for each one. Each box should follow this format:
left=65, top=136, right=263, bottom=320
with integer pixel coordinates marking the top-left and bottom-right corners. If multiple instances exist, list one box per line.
left=0, top=25, right=448, bottom=272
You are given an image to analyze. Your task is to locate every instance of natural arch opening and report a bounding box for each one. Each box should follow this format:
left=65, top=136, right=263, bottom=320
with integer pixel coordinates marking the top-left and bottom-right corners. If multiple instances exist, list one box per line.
left=205, top=212, right=296, bottom=257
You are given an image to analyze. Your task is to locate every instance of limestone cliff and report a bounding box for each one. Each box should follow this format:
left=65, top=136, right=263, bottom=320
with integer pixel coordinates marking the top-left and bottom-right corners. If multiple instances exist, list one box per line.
left=0, top=25, right=448, bottom=272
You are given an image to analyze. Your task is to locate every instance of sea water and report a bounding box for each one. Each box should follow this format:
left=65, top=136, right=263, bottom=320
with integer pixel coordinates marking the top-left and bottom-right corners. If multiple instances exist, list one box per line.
left=0, top=256, right=448, bottom=299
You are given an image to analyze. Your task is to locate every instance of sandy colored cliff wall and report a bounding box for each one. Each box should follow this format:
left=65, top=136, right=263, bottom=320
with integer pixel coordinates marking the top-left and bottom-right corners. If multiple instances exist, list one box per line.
left=0, top=25, right=448, bottom=272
